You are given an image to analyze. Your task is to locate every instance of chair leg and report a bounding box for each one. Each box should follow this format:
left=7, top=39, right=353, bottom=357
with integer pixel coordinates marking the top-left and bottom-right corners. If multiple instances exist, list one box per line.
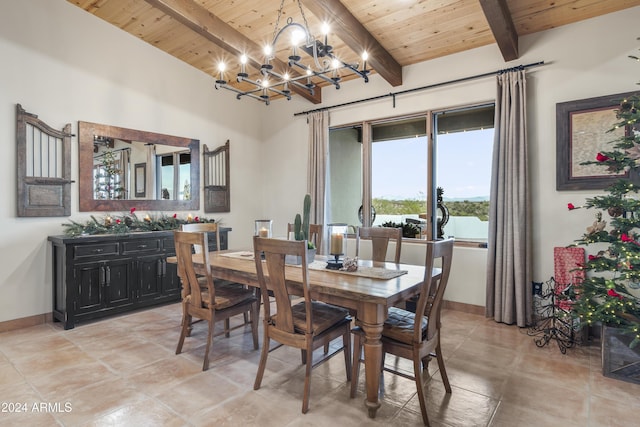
left=202, top=314, right=215, bottom=371
left=323, top=342, right=329, bottom=354
left=254, top=335, right=270, bottom=390
left=350, top=332, right=361, bottom=398
left=435, top=340, right=451, bottom=393
left=342, top=330, right=352, bottom=381
left=224, top=318, right=231, bottom=338
left=413, top=354, right=430, bottom=426
left=176, top=309, right=190, bottom=355
left=302, top=342, right=313, bottom=414
left=250, top=303, right=259, bottom=350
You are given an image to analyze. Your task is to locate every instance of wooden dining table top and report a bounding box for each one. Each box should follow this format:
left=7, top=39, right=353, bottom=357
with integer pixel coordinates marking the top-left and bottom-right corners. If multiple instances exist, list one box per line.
left=168, top=250, right=434, bottom=310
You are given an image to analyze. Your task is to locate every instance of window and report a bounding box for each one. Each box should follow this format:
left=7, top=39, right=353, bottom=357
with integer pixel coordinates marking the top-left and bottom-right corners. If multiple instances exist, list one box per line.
left=434, top=105, right=494, bottom=242
left=157, top=151, right=191, bottom=200
left=327, top=104, right=494, bottom=242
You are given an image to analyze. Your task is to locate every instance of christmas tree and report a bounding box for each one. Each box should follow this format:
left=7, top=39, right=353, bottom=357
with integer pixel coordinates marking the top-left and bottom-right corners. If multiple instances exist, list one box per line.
left=568, top=95, right=640, bottom=347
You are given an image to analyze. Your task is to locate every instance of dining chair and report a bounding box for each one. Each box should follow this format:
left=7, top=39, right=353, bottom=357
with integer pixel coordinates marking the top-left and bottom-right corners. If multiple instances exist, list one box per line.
left=180, top=222, right=251, bottom=336
left=355, top=226, right=402, bottom=263
left=252, top=236, right=352, bottom=413
left=287, top=223, right=323, bottom=253
left=174, top=230, right=259, bottom=371
left=350, top=238, right=454, bottom=426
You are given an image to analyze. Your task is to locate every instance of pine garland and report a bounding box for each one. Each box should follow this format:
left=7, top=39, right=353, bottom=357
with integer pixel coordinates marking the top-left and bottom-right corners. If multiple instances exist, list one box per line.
left=62, top=208, right=216, bottom=237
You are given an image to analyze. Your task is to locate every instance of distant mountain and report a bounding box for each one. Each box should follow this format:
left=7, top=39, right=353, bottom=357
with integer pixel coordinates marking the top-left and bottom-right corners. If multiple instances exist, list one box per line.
left=443, top=196, right=489, bottom=202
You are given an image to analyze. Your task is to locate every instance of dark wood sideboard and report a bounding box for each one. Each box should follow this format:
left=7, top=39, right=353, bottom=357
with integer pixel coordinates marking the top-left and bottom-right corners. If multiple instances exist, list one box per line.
left=48, top=228, right=230, bottom=329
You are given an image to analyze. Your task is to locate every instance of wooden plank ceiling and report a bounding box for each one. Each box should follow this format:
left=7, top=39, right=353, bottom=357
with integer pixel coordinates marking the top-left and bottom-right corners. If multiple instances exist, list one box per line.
left=67, top=0, right=640, bottom=104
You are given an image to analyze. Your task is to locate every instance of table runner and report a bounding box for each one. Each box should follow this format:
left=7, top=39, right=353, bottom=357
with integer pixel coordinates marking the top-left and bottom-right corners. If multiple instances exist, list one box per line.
left=221, top=251, right=408, bottom=280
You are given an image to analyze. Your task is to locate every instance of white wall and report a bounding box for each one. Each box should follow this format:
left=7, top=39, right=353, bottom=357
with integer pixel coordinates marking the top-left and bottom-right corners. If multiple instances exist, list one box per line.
left=0, top=0, right=264, bottom=322
left=2, top=1, right=639, bottom=322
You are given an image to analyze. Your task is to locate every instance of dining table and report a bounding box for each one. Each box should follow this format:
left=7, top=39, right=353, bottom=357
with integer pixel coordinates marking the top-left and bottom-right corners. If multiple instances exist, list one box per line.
left=168, top=249, right=435, bottom=418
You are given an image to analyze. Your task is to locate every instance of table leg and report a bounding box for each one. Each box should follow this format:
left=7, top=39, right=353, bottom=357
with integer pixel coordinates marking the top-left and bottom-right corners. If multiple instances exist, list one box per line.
left=360, top=320, right=383, bottom=418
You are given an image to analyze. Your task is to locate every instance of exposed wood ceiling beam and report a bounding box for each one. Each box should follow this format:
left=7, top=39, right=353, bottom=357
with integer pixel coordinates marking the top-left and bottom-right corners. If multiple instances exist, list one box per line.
left=143, top=0, right=322, bottom=104
left=479, top=0, right=519, bottom=61
left=301, top=0, right=403, bottom=87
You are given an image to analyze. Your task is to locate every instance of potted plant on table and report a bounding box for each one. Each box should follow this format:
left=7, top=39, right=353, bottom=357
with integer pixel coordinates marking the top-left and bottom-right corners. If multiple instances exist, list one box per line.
left=287, top=194, right=316, bottom=264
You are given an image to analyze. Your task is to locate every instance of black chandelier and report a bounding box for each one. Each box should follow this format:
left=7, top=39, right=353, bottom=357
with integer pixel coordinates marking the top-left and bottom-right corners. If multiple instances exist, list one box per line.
left=214, top=0, right=370, bottom=105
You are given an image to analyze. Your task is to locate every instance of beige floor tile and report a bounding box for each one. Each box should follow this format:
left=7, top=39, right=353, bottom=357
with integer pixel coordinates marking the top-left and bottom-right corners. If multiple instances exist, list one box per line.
left=490, top=400, right=585, bottom=427
left=124, top=356, right=202, bottom=396
left=27, top=360, right=118, bottom=401
left=1, top=304, right=638, bottom=426
left=155, top=369, right=244, bottom=421
left=54, top=378, right=147, bottom=426
left=86, top=396, right=186, bottom=427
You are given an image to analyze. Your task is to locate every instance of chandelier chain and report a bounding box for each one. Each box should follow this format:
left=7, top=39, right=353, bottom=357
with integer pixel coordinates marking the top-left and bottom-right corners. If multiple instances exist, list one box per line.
left=296, top=0, right=312, bottom=38
left=271, top=0, right=287, bottom=43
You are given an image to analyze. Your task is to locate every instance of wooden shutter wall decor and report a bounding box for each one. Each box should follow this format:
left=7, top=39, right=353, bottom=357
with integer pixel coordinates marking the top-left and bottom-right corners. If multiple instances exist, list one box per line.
left=203, top=141, right=230, bottom=213
left=16, top=104, right=73, bottom=217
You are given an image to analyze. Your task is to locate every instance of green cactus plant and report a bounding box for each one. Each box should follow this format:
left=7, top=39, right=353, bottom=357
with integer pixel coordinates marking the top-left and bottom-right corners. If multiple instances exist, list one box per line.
left=293, top=194, right=314, bottom=249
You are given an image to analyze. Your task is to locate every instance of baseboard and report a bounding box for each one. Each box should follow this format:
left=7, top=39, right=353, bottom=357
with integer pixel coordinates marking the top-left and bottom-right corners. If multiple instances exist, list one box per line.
left=442, top=300, right=485, bottom=316
left=0, top=312, right=53, bottom=333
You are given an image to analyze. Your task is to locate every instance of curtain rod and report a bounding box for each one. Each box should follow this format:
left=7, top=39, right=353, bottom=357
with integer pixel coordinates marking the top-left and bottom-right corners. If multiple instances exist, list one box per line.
left=294, top=60, right=545, bottom=117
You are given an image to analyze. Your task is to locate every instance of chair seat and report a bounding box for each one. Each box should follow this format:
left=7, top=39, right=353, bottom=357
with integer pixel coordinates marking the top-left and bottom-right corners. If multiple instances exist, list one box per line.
left=200, top=286, right=256, bottom=310
left=270, top=301, right=350, bottom=335
left=382, top=306, right=428, bottom=344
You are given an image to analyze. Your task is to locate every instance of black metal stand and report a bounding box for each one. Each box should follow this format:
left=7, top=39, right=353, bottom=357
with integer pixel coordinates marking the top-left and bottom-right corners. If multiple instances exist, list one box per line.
left=527, top=278, right=578, bottom=354
left=326, top=254, right=343, bottom=270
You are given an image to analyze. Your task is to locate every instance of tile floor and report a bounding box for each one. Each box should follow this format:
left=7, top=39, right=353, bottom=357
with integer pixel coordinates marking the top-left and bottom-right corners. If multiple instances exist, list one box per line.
left=0, top=303, right=638, bottom=426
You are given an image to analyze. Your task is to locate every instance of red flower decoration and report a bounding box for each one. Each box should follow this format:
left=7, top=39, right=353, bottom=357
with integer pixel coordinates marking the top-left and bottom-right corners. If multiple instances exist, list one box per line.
left=621, top=233, right=635, bottom=243
left=588, top=254, right=598, bottom=261
left=607, top=289, right=623, bottom=300
left=567, top=203, right=576, bottom=210
left=130, top=207, right=136, bottom=214
left=596, top=153, right=610, bottom=162
left=173, top=213, right=177, bottom=219
left=116, top=219, right=121, bottom=224
left=194, top=216, right=200, bottom=222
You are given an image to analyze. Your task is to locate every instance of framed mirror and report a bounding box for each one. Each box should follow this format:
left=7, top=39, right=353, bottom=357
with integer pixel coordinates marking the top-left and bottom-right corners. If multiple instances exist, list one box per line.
left=78, top=121, right=200, bottom=212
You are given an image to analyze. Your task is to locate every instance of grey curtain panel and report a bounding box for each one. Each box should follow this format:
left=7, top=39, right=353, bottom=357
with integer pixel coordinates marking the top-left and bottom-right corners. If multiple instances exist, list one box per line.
left=307, top=110, right=329, bottom=226
left=485, top=69, right=532, bottom=327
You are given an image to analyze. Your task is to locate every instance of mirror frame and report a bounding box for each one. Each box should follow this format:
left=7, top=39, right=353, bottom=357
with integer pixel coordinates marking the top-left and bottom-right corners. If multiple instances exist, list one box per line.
left=78, top=121, right=200, bottom=212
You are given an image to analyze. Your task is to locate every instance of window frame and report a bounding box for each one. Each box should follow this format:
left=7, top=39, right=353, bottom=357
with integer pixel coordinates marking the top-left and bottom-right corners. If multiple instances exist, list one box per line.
left=328, top=101, right=493, bottom=246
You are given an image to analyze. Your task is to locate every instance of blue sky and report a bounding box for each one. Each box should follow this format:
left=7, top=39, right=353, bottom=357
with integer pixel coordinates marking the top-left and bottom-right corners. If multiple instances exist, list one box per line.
left=372, top=128, right=494, bottom=200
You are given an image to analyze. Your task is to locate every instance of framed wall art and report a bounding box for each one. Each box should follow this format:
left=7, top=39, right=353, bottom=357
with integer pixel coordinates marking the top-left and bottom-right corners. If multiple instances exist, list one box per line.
left=134, top=163, right=146, bottom=198
left=556, top=91, right=637, bottom=190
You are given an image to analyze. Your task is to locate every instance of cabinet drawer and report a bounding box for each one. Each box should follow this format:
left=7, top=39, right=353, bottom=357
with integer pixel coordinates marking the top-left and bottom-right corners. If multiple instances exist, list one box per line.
left=122, top=239, right=161, bottom=254
left=74, top=242, right=119, bottom=259
left=163, top=237, right=176, bottom=252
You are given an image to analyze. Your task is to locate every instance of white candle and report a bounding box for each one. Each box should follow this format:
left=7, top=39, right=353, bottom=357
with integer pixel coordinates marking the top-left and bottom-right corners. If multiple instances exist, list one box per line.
left=259, top=227, right=269, bottom=238
left=330, top=233, right=343, bottom=255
